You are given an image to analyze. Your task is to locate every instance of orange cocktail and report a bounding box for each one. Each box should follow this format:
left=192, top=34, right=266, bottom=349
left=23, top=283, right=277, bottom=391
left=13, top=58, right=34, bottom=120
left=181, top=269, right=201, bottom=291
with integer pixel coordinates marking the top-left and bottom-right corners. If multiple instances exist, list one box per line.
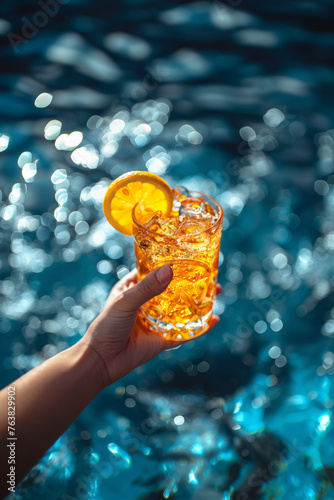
left=133, top=188, right=223, bottom=340
left=103, top=172, right=223, bottom=341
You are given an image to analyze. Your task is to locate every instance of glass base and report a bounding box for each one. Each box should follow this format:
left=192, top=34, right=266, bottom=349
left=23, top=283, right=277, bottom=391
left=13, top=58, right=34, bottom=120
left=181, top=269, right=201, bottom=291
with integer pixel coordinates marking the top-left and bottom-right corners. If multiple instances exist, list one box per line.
left=138, top=308, right=213, bottom=341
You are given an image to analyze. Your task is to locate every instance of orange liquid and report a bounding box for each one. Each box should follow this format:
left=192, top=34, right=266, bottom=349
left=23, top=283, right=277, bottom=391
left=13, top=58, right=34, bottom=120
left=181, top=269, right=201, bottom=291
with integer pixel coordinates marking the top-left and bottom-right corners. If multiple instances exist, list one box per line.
left=133, top=189, right=223, bottom=340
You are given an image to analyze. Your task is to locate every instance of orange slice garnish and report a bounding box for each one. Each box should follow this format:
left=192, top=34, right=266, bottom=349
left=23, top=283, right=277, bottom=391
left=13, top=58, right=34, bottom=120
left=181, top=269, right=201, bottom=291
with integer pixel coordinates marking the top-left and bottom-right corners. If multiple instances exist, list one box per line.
left=103, top=171, right=173, bottom=235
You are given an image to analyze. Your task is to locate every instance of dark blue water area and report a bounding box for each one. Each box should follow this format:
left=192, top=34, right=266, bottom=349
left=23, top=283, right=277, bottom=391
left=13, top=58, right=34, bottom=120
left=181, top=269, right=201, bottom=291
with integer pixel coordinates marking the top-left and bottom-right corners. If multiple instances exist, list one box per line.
left=1, top=0, right=334, bottom=498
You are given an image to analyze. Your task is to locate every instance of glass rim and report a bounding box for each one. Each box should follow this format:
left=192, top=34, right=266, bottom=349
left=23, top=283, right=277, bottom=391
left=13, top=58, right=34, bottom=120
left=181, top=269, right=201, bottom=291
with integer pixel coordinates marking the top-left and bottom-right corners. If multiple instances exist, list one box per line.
left=132, top=189, right=223, bottom=240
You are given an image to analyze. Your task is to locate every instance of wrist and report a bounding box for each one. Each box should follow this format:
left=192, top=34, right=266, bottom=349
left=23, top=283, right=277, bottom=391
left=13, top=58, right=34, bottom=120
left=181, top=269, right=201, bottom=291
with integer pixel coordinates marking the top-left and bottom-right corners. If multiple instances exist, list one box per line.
left=71, top=340, right=109, bottom=391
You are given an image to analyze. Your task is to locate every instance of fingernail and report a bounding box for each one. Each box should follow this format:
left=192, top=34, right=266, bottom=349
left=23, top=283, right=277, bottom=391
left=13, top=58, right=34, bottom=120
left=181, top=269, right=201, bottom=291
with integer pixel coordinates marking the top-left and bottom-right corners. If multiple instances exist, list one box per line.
left=156, top=265, right=172, bottom=284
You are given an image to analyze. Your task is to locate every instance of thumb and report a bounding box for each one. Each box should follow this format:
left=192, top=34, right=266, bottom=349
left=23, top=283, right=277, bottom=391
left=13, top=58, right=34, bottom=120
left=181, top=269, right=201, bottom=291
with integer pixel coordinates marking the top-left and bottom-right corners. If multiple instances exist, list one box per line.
left=122, top=265, right=173, bottom=312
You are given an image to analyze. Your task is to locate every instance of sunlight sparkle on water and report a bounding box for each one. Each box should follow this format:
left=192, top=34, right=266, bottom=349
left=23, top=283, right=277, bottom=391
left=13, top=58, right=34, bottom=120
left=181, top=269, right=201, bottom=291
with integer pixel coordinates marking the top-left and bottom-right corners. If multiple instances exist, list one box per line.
left=0, top=134, right=9, bottom=152
left=34, top=92, right=53, bottom=108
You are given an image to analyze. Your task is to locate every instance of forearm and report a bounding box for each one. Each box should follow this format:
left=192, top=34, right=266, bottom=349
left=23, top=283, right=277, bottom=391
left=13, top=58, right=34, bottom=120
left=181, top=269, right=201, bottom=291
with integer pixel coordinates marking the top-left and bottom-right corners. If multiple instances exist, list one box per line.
left=0, top=341, right=104, bottom=497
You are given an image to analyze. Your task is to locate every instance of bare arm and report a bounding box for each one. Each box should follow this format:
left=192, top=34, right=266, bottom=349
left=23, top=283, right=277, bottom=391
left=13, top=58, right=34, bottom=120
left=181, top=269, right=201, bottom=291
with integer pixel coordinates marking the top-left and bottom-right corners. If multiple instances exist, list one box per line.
left=0, top=342, right=104, bottom=497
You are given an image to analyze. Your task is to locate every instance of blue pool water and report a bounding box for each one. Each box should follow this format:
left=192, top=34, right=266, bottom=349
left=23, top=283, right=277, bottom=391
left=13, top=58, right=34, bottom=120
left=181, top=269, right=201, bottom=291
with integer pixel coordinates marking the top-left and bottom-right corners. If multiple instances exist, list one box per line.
left=1, top=0, right=334, bottom=498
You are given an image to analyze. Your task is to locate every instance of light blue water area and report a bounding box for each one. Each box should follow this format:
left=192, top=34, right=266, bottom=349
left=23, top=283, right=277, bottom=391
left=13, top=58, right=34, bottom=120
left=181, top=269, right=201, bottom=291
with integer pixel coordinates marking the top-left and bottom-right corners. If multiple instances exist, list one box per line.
left=1, top=0, right=334, bottom=498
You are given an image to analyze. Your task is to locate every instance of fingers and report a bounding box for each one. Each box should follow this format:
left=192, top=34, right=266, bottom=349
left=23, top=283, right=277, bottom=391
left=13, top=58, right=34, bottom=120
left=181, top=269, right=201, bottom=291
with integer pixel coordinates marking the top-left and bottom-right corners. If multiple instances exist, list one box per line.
left=105, top=268, right=138, bottom=308
left=126, top=267, right=138, bottom=281
left=117, top=265, right=173, bottom=312
left=118, top=268, right=138, bottom=288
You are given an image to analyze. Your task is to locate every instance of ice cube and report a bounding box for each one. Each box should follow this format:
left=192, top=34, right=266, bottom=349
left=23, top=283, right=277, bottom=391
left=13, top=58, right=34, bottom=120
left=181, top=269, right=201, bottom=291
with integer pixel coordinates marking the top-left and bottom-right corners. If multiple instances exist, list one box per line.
left=172, top=186, right=191, bottom=212
left=178, top=217, right=211, bottom=235
left=143, top=210, right=179, bottom=236
left=173, top=186, right=190, bottom=200
left=179, top=197, right=206, bottom=217
left=160, top=218, right=179, bottom=236
left=144, top=211, right=163, bottom=232
left=134, top=201, right=158, bottom=225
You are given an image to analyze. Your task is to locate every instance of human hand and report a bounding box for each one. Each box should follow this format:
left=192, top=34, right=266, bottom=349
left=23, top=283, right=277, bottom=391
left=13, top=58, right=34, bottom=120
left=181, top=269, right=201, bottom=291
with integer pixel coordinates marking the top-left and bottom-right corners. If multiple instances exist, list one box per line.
left=80, top=265, right=222, bottom=387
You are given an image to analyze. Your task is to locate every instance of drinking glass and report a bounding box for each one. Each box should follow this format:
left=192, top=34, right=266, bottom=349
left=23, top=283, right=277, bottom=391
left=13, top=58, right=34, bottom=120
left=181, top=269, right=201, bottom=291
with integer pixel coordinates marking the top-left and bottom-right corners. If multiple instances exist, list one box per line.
left=132, top=189, right=223, bottom=340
